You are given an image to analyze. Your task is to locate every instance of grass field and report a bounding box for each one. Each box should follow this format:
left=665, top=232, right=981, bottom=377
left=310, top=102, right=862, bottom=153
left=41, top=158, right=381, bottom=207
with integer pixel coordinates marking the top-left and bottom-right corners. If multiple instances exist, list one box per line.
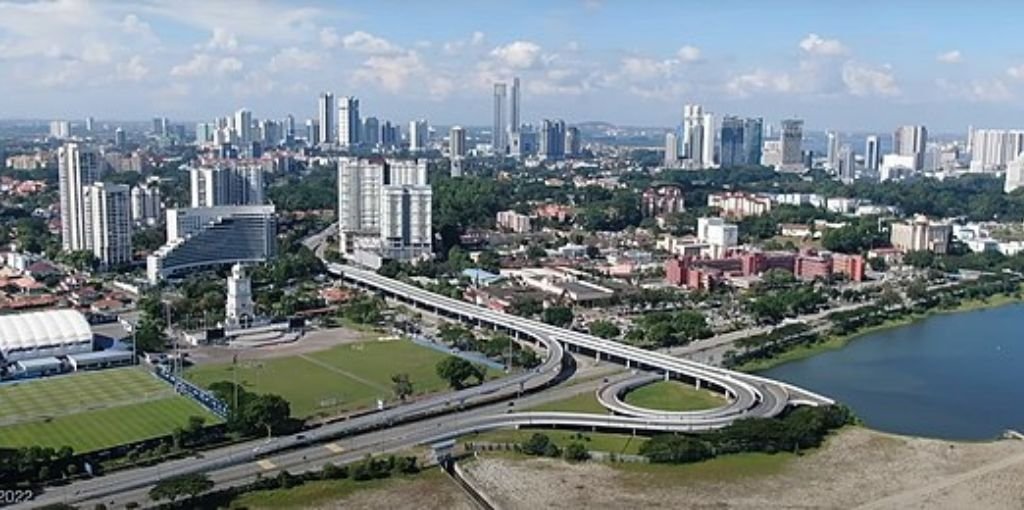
left=623, top=381, right=726, bottom=412
left=0, top=367, right=220, bottom=452
left=185, top=339, right=503, bottom=419
left=528, top=391, right=607, bottom=414
left=465, top=429, right=646, bottom=455
left=228, top=468, right=450, bottom=509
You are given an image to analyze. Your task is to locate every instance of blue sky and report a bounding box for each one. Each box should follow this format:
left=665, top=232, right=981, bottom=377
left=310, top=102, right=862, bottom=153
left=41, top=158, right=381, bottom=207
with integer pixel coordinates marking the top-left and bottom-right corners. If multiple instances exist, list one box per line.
left=1, top=0, right=1023, bottom=132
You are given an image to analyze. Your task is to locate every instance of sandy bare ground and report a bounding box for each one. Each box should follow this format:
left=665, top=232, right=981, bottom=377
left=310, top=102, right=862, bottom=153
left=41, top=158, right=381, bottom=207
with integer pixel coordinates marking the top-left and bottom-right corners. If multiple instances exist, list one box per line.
left=461, top=427, right=1024, bottom=510
left=307, top=473, right=475, bottom=510
left=187, top=326, right=379, bottom=365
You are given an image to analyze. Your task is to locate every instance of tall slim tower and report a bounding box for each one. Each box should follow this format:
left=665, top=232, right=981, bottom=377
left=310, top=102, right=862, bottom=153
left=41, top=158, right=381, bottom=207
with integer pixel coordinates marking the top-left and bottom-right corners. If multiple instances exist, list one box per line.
left=893, top=125, right=928, bottom=171
left=449, top=126, right=467, bottom=158
left=865, top=135, right=881, bottom=172
left=826, top=131, right=840, bottom=171
left=317, top=92, right=335, bottom=145
left=682, top=104, right=704, bottom=164
left=509, top=77, right=521, bottom=135
left=409, top=120, right=428, bottom=152
left=780, top=119, right=804, bottom=169
left=59, top=142, right=101, bottom=252
left=664, top=132, right=679, bottom=167
left=493, top=83, right=507, bottom=154
left=235, top=109, right=252, bottom=145
left=338, top=96, right=361, bottom=147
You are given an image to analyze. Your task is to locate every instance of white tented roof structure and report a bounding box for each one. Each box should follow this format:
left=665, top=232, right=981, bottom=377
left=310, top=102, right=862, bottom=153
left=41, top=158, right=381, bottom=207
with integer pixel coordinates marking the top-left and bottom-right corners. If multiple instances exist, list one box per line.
left=0, top=309, right=93, bottom=362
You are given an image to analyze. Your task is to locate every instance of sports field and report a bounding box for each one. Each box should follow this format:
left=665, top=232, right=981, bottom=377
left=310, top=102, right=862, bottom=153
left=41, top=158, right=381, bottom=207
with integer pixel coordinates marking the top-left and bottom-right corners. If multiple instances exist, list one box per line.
left=0, top=367, right=220, bottom=452
left=185, top=338, right=502, bottom=419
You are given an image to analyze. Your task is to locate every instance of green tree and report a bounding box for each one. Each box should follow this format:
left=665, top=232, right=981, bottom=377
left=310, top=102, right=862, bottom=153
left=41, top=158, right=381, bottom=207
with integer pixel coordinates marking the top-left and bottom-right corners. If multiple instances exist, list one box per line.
left=563, top=442, right=590, bottom=462
left=148, top=473, right=214, bottom=503
left=435, top=356, right=485, bottom=390
left=391, top=373, right=414, bottom=401
left=541, top=306, right=573, bottom=327
left=588, top=320, right=621, bottom=339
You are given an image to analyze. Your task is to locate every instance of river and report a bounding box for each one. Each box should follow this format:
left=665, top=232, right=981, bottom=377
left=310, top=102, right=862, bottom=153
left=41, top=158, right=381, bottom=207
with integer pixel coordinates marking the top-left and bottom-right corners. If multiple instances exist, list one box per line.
left=759, top=303, right=1024, bottom=440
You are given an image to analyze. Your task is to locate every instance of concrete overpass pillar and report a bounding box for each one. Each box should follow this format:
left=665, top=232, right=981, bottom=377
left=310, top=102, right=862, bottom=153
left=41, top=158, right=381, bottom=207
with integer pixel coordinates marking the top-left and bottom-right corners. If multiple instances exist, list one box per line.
left=664, top=371, right=670, bottom=381
left=695, top=379, right=701, bottom=390
left=595, top=351, right=601, bottom=362
left=625, top=359, right=631, bottom=369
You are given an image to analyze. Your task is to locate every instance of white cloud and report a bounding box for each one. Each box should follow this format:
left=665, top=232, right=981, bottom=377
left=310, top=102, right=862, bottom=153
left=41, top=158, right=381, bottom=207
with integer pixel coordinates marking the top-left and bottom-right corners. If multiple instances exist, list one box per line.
left=726, top=69, right=795, bottom=97
left=842, top=62, right=899, bottom=96
left=443, top=31, right=486, bottom=55
left=1007, top=65, right=1024, bottom=80
left=799, top=33, right=847, bottom=56
left=205, top=27, right=239, bottom=51
left=352, top=52, right=424, bottom=92
left=170, top=54, right=243, bottom=77
left=937, top=50, right=962, bottom=64
left=116, top=55, right=149, bottom=81
left=676, top=45, right=701, bottom=62
left=620, top=57, right=676, bottom=81
left=342, top=31, right=401, bottom=54
left=268, top=47, right=321, bottom=72
left=120, top=14, right=157, bottom=41
left=470, top=31, right=485, bottom=46
left=319, top=27, right=341, bottom=48
left=937, top=78, right=1013, bottom=102
left=490, top=41, right=542, bottom=69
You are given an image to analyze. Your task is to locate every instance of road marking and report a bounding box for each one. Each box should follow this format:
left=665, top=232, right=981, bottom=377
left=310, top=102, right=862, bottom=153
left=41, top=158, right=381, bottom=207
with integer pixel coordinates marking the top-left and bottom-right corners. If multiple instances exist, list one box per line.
left=257, top=460, right=276, bottom=470
left=325, top=442, right=345, bottom=453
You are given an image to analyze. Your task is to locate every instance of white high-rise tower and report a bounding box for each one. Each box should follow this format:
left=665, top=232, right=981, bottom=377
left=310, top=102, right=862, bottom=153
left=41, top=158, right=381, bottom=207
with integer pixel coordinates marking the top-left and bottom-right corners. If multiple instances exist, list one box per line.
left=317, top=92, right=335, bottom=145
left=493, top=83, right=507, bottom=154
left=59, top=142, right=102, bottom=252
left=338, top=96, right=361, bottom=147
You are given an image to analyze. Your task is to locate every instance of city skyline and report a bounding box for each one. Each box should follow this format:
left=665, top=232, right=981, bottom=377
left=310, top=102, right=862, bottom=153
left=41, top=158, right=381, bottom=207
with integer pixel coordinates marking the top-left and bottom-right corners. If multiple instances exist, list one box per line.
left=2, top=1, right=1024, bottom=131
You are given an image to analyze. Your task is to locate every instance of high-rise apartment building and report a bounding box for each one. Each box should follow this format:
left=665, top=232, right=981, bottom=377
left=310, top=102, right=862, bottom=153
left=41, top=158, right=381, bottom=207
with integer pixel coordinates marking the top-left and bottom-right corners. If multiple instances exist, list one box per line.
left=130, top=177, right=163, bottom=225
left=337, top=158, right=432, bottom=264
left=338, top=96, right=361, bottom=147
left=539, top=119, right=566, bottom=160
left=50, top=120, right=71, bottom=139
left=969, top=129, right=1024, bottom=172
left=1005, top=155, right=1024, bottom=194
left=83, top=182, right=132, bottom=268
left=565, top=126, right=581, bottom=157
left=234, top=109, right=252, bottom=145
left=893, top=125, right=928, bottom=171
left=682, top=104, right=716, bottom=168
left=317, top=92, right=335, bottom=145
left=825, top=130, right=840, bottom=171
left=381, top=121, right=399, bottom=149
left=493, top=83, right=507, bottom=154
left=114, top=127, right=126, bottom=148
left=838, top=145, right=855, bottom=184
left=719, top=117, right=745, bottom=168
left=189, top=166, right=264, bottom=208
left=59, top=142, right=102, bottom=252
left=780, top=119, right=804, bottom=170
left=449, top=126, right=467, bottom=158
left=664, top=132, right=679, bottom=167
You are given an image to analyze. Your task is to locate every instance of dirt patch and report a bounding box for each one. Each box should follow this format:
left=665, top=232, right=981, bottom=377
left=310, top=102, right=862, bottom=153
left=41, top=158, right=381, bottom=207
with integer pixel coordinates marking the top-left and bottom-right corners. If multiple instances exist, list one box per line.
left=307, top=474, right=474, bottom=510
left=461, top=427, right=1024, bottom=509
left=186, top=327, right=379, bottom=365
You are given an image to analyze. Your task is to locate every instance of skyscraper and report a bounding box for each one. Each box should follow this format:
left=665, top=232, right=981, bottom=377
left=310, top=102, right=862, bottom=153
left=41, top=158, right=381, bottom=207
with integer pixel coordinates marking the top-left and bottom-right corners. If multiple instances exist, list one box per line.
left=409, top=120, right=428, bottom=152
left=865, top=135, right=881, bottom=172
left=59, top=142, right=102, bottom=252
left=493, top=82, right=507, bottom=154
left=837, top=145, right=855, bottom=184
left=509, top=77, right=521, bottom=135
left=682, top=104, right=716, bottom=168
left=338, top=96, right=361, bottom=147
left=664, top=132, right=679, bottom=167
left=317, top=92, right=335, bottom=145
left=114, top=127, right=126, bottom=148
left=130, top=177, right=163, bottom=225
left=85, top=116, right=95, bottom=133
left=893, top=125, right=928, bottom=171
left=743, top=118, right=763, bottom=167
left=719, top=117, right=745, bottom=168
left=780, top=119, right=804, bottom=170
left=449, top=126, right=467, bottom=158
left=50, top=120, right=71, bottom=139
left=381, top=121, right=399, bottom=149
left=539, top=119, right=566, bottom=160
left=83, top=182, right=132, bottom=268
left=363, top=117, right=380, bottom=148
left=235, top=109, right=252, bottom=145
left=825, top=131, right=840, bottom=171
left=969, top=129, right=1024, bottom=172
left=565, top=126, right=581, bottom=157
left=1005, top=155, right=1024, bottom=194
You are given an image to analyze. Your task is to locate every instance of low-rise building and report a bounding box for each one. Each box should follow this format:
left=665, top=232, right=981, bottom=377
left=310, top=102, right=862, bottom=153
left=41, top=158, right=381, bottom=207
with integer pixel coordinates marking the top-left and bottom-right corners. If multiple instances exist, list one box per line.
left=890, top=215, right=953, bottom=254
left=707, top=192, right=772, bottom=218
left=496, top=210, right=532, bottom=233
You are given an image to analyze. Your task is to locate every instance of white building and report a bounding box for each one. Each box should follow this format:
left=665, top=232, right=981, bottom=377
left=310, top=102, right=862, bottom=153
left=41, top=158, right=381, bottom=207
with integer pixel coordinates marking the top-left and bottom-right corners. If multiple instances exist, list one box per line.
left=449, top=126, right=467, bottom=158
left=697, top=217, right=738, bottom=258
left=49, top=120, right=71, bottom=139
left=147, top=205, right=277, bottom=283
left=84, top=182, right=132, bottom=268
left=190, top=165, right=264, bottom=208
left=337, top=158, right=433, bottom=264
left=880, top=154, right=917, bottom=182
left=1005, top=155, right=1024, bottom=194
left=234, top=108, right=252, bottom=145
left=496, top=210, right=531, bottom=233
left=225, top=263, right=254, bottom=327
left=970, top=129, right=1024, bottom=172
left=825, top=130, right=840, bottom=171
left=0, top=309, right=92, bottom=362
left=664, top=132, right=679, bottom=167
left=865, top=135, right=881, bottom=172
left=890, top=215, right=952, bottom=254
left=130, top=177, right=163, bottom=225
left=838, top=144, right=855, bottom=184
left=59, top=142, right=102, bottom=252
left=682, top=104, right=715, bottom=168
left=338, top=96, right=360, bottom=147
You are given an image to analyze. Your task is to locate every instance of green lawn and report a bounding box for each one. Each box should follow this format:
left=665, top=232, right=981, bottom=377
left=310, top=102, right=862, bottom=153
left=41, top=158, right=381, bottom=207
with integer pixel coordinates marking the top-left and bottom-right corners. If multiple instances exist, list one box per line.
left=618, top=451, right=795, bottom=483
left=0, top=367, right=220, bottom=452
left=228, top=468, right=448, bottom=509
left=623, top=381, right=726, bottom=412
left=185, top=339, right=503, bottom=419
left=528, top=391, right=607, bottom=414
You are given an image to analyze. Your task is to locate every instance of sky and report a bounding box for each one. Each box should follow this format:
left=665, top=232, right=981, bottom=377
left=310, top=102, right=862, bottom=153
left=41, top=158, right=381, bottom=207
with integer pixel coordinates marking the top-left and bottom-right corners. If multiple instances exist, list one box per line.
left=2, top=0, right=1024, bottom=132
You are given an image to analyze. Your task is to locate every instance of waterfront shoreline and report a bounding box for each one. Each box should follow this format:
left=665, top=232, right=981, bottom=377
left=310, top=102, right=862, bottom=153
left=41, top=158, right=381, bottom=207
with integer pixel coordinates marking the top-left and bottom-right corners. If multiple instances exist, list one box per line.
left=738, top=291, right=1024, bottom=373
